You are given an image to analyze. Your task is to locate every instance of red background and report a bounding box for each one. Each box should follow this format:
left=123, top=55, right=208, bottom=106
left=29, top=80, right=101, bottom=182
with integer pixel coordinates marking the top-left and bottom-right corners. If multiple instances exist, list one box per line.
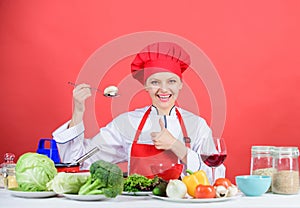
left=1, top=0, right=299, bottom=182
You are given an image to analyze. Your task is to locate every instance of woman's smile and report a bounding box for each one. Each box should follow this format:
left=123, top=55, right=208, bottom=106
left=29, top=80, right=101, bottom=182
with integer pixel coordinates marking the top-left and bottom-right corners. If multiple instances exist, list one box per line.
left=156, top=93, right=172, bottom=102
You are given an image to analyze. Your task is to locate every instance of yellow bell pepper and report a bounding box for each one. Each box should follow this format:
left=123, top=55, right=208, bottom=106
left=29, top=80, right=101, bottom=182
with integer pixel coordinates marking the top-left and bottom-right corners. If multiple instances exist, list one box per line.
left=182, top=170, right=210, bottom=197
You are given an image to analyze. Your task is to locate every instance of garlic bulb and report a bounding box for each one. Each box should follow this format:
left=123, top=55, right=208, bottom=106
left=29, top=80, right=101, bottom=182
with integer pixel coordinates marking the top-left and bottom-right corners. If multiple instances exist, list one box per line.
left=166, top=180, right=187, bottom=198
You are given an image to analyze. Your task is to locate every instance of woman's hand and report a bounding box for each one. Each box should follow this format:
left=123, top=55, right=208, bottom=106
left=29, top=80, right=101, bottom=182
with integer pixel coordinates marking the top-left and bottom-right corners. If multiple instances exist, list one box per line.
left=151, top=119, right=177, bottom=150
left=151, top=118, right=188, bottom=162
left=69, top=83, right=92, bottom=127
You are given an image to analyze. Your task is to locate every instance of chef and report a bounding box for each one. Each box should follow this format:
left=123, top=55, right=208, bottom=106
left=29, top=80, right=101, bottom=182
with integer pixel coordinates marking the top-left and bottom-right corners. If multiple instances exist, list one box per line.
left=52, top=42, right=225, bottom=182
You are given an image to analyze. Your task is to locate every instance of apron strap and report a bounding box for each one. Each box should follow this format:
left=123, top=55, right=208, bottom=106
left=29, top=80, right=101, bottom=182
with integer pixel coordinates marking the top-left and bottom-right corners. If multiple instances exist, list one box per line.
left=133, top=106, right=152, bottom=143
left=133, top=106, right=191, bottom=148
left=175, top=108, right=191, bottom=148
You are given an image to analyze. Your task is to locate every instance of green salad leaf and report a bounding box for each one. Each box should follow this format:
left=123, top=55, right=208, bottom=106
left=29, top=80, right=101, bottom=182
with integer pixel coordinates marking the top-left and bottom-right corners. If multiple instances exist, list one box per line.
left=15, top=152, right=57, bottom=191
left=123, top=174, right=159, bottom=192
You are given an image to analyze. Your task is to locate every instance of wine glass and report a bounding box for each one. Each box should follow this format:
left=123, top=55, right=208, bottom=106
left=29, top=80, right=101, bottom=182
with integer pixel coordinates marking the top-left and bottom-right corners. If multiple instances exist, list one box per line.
left=200, top=137, right=227, bottom=183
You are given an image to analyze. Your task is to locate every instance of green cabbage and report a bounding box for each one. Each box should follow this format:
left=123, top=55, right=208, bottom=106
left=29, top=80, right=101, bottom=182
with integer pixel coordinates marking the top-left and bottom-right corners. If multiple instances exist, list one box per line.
left=47, top=172, right=89, bottom=194
left=15, top=152, right=57, bottom=191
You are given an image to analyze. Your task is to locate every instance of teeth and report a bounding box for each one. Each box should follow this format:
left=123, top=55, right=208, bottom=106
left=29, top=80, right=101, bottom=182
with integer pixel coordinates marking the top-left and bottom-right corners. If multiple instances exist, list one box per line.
left=158, top=95, right=170, bottom=99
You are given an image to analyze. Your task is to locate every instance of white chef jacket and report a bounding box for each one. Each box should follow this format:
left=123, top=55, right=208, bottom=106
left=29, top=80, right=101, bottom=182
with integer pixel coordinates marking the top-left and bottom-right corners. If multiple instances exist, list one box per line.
left=52, top=106, right=225, bottom=183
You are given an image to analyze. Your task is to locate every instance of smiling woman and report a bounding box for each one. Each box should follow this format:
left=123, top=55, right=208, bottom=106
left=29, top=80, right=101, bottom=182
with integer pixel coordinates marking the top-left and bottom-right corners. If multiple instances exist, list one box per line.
left=145, top=72, right=182, bottom=115
left=52, top=42, right=225, bottom=184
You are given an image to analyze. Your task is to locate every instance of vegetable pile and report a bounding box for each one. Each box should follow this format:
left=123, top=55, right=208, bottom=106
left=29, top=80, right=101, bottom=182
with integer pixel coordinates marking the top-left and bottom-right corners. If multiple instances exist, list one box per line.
left=15, top=153, right=124, bottom=198
left=78, top=160, right=124, bottom=198
left=152, top=169, right=239, bottom=199
left=15, top=153, right=57, bottom=191
left=15, top=153, right=238, bottom=200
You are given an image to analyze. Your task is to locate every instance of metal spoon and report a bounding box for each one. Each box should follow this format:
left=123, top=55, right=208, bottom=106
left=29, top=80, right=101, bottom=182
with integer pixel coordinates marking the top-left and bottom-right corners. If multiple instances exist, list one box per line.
left=68, top=82, right=120, bottom=97
left=68, top=146, right=100, bottom=167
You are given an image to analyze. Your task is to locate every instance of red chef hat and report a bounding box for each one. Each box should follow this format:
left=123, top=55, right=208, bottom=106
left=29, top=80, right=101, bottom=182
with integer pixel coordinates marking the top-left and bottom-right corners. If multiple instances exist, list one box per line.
left=131, top=42, right=191, bottom=84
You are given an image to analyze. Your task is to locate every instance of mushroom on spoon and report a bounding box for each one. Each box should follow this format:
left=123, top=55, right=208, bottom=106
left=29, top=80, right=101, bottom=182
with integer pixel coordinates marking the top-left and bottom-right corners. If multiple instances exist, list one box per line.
left=68, top=82, right=120, bottom=97
left=103, top=85, right=119, bottom=97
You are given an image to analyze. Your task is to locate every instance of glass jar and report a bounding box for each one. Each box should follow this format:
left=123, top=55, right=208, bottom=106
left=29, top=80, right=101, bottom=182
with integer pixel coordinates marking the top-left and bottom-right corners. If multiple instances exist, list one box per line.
left=250, top=146, right=275, bottom=191
left=0, top=160, right=4, bottom=188
left=272, top=147, right=299, bottom=194
left=2, top=153, right=18, bottom=189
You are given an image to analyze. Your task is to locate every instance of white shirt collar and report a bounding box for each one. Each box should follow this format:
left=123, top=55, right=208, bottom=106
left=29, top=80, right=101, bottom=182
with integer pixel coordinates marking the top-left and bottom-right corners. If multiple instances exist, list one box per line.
left=150, top=105, right=176, bottom=116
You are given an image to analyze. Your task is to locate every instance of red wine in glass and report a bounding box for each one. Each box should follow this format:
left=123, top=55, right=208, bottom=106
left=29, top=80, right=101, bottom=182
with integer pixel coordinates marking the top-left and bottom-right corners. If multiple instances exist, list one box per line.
left=200, top=137, right=227, bottom=183
left=200, top=154, right=227, bottom=167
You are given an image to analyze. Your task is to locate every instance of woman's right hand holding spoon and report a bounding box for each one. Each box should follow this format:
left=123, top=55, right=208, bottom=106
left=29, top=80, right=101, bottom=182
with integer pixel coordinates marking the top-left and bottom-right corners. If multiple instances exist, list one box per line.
left=69, top=83, right=92, bottom=127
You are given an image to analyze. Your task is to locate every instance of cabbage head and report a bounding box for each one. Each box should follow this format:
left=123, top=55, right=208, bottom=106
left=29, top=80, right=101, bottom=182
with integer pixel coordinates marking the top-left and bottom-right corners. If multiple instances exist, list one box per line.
left=47, top=172, right=89, bottom=194
left=15, top=152, right=57, bottom=191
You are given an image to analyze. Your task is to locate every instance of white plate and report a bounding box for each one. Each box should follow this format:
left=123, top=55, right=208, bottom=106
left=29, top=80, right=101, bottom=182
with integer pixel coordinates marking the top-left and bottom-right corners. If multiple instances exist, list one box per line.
left=8, top=190, right=57, bottom=198
left=122, top=191, right=152, bottom=196
left=150, top=194, right=240, bottom=203
left=63, top=194, right=108, bottom=201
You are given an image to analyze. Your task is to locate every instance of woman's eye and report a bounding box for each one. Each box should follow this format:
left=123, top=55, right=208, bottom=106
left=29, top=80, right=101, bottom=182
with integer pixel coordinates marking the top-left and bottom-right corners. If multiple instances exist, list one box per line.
left=169, top=79, right=176, bottom=84
left=151, top=81, right=159, bottom=85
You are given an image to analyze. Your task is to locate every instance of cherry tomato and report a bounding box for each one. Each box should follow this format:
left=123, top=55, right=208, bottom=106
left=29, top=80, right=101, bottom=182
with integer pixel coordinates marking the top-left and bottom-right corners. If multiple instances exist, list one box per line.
left=213, top=178, right=232, bottom=189
left=194, top=184, right=216, bottom=198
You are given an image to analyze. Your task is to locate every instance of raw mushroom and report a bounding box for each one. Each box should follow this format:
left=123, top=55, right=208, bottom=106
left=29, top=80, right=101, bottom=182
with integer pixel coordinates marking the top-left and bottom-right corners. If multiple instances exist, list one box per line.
left=227, top=184, right=238, bottom=197
left=215, top=185, right=228, bottom=198
left=104, top=86, right=119, bottom=97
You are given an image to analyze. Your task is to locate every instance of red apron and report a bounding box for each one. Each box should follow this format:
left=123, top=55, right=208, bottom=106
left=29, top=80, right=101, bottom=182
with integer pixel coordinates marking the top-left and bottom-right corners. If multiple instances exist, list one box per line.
left=129, top=106, right=190, bottom=179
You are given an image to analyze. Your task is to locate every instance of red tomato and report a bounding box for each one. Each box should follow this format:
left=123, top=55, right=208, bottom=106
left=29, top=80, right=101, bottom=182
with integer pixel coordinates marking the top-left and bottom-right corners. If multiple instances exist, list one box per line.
left=213, top=178, right=232, bottom=189
left=194, top=184, right=216, bottom=198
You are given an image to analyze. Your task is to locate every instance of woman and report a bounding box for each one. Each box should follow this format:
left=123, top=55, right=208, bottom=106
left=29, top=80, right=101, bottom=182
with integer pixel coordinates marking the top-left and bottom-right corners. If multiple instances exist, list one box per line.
left=53, top=42, right=225, bottom=182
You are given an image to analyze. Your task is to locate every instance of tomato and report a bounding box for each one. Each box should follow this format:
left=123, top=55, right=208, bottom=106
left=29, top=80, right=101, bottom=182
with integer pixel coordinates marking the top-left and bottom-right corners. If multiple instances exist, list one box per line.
left=194, top=184, right=216, bottom=198
left=213, top=178, right=232, bottom=189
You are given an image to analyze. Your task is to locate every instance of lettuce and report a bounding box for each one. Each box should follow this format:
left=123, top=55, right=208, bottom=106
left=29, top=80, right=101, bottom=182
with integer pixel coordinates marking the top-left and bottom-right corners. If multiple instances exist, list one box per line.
left=15, top=152, right=57, bottom=191
left=123, top=174, right=159, bottom=192
left=47, top=172, right=89, bottom=194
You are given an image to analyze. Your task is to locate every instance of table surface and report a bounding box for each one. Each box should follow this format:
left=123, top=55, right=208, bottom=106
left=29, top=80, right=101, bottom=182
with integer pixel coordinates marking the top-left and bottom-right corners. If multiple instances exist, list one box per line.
left=1, top=189, right=299, bottom=208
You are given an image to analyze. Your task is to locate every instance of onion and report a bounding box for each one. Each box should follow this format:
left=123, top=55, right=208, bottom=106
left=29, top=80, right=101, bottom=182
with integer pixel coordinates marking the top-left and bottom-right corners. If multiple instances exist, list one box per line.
left=166, top=179, right=187, bottom=198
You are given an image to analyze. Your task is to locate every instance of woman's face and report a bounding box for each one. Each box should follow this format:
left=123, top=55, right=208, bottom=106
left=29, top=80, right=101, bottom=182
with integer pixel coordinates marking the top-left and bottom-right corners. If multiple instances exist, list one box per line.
left=144, top=72, right=182, bottom=114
